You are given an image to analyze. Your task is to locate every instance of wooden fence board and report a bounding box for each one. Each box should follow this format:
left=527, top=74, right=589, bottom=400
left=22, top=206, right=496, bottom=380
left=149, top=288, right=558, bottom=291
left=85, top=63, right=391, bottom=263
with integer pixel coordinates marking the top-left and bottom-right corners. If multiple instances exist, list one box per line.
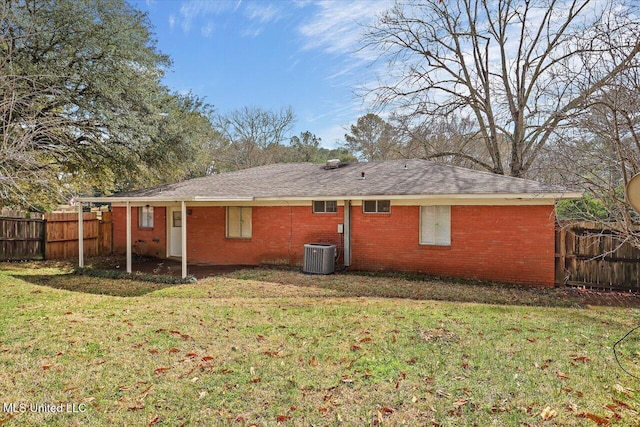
left=45, top=212, right=100, bottom=260
left=556, top=221, right=640, bottom=291
left=0, top=211, right=112, bottom=261
left=0, top=217, right=45, bottom=260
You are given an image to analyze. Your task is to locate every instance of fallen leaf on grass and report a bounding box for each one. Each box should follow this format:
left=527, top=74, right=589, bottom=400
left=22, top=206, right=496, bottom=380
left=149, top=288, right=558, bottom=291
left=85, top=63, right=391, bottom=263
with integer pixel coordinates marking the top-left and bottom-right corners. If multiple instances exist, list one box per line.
left=453, top=399, right=469, bottom=408
left=128, top=403, right=144, bottom=411
left=570, top=355, right=590, bottom=363
left=612, top=398, right=631, bottom=410
left=186, top=352, right=198, bottom=358
left=605, top=404, right=619, bottom=413
left=309, top=356, right=318, bottom=367
left=276, top=414, right=291, bottom=423
left=613, top=384, right=634, bottom=395
left=562, top=388, right=584, bottom=398
left=42, top=364, right=53, bottom=370
left=139, top=386, right=153, bottom=399
left=168, top=348, right=180, bottom=354
left=148, top=416, right=160, bottom=426
left=201, top=356, right=214, bottom=362
left=360, top=337, right=372, bottom=343
left=577, top=412, right=609, bottom=425
left=154, top=367, right=169, bottom=374
left=436, top=389, right=451, bottom=398
left=541, top=406, right=557, bottom=420
left=351, top=345, right=361, bottom=351
left=556, top=371, right=569, bottom=380
left=251, top=378, right=261, bottom=383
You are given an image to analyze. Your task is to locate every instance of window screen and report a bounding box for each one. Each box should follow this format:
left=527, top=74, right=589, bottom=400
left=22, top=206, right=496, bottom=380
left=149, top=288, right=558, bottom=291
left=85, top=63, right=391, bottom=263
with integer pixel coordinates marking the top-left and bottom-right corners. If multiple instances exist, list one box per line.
left=313, top=201, right=337, bottom=213
left=363, top=200, right=391, bottom=213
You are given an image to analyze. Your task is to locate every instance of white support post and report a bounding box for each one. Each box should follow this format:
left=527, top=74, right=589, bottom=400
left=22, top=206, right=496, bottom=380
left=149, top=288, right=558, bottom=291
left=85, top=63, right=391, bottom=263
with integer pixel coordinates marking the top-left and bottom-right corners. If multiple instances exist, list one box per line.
left=126, top=202, right=132, bottom=274
left=181, top=201, right=187, bottom=278
left=78, top=203, right=84, bottom=268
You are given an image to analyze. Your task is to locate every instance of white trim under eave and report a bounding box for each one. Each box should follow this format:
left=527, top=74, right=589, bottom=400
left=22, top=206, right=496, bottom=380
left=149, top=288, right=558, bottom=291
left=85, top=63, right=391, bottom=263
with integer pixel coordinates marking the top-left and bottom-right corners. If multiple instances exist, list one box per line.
left=75, top=196, right=254, bottom=204
left=79, top=192, right=582, bottom=206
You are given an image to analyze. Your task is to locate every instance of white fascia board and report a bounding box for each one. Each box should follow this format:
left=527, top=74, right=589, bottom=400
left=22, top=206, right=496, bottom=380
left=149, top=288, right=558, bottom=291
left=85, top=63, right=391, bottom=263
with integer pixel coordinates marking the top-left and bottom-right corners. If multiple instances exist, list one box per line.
left=76, top=196, right=194, bottom=204
left=192, top=197, right=254, bottom=202
left=77, top=196, right=254, bottom=205
left=255, top=192, right=582, bottom=202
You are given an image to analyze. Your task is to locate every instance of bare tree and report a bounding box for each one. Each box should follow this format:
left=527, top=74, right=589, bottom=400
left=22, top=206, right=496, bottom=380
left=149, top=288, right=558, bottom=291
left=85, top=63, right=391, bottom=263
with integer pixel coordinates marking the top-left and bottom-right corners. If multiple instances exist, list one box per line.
left=392, top=113, right=511, bottom=170
left=542, top=66, right=640, bottom=247
left=212, top=106, right=295, bottom=171
left=363, top=0, right=640, bottom=177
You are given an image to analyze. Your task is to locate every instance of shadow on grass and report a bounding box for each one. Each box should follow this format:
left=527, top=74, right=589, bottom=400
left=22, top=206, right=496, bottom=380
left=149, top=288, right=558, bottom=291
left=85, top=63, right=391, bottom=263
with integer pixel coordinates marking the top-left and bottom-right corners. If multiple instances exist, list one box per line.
left=14, top=273, right=181, bottom=297
left=225, top=267, right=640, bottom=309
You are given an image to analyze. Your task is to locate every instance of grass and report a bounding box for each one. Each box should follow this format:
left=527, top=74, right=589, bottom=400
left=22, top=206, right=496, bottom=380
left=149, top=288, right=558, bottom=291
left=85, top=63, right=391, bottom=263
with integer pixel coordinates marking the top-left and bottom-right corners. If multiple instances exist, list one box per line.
left=0, top=262, right=639, bottom=425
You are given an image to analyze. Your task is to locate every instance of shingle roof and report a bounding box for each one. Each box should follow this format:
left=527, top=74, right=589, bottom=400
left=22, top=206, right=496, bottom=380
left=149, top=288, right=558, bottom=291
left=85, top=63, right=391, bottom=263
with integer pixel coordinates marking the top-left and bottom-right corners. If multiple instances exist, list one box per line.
left=107, top=159, right=572, bottom=201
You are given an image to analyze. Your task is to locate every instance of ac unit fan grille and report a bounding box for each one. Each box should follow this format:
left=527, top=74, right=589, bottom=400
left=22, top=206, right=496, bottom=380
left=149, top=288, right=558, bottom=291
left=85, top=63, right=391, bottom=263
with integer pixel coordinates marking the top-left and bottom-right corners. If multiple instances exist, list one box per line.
left=303, top=244, right=336, bottom=274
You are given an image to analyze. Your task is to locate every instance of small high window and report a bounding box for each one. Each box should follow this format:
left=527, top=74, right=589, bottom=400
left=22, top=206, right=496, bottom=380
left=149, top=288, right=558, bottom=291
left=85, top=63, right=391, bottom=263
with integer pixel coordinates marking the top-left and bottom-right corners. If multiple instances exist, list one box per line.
left=313, top=200, right=338, bottom=213
left=363, top=200, right=390, bottom=213
left=138, top=206, right=154, bottom=228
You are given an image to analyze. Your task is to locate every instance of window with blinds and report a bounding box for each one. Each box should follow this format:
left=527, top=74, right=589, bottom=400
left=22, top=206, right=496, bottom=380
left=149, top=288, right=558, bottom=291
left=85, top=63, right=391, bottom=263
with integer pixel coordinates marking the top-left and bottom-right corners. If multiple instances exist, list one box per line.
left=226, top=207, right=252, bottom=238
left=420, top=206, right=451, bottom=246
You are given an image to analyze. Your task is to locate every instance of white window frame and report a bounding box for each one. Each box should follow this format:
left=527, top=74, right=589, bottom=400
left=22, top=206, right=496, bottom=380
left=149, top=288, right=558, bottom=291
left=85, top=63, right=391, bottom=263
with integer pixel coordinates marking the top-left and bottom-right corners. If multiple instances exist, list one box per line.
left=313, top=200, right=338, bottom=213
left=138, top=206, right=154, bottom=229
left=363, top=200, right=391, bottom=213
left=226, top=206, right=252, bottom=239
left=420, top=206, right=451, bottom=246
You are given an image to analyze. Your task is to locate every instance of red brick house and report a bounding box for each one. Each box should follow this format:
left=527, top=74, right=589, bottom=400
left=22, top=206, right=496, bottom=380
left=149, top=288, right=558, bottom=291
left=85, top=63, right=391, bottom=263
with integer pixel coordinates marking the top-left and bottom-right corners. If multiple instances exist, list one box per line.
left=78, top=159, right=579, bottom=286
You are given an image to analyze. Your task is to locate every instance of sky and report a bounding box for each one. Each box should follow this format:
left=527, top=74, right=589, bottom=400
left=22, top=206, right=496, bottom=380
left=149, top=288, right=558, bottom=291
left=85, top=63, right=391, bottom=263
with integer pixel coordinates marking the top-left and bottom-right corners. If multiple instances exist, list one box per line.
left=131, top=0, right=394, bottom=148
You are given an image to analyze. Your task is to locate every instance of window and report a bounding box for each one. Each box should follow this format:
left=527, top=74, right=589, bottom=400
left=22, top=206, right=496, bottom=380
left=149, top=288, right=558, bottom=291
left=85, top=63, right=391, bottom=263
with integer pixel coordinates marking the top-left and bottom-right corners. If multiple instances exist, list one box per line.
left=420, top=206, right=451, bottom=246
left=226, top=207, right=252, bottom=238
left=138, top=206, right=154, bottom=228
left=363, top=200, right=391, bottom=213
left=313, top=200, right=337, bottom=213
left=172, top=211, right=182, bottom=228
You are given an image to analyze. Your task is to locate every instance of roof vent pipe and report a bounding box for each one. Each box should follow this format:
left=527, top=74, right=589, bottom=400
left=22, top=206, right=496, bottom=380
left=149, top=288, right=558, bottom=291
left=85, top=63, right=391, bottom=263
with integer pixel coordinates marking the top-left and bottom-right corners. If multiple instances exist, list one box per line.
left=326, top=159, right=341, bottom=169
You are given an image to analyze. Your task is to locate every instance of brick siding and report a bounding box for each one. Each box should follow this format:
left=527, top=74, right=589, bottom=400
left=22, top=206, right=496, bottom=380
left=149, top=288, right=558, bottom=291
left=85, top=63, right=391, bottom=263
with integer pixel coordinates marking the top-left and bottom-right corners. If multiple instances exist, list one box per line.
left=112, top=203, right=555, bottom=286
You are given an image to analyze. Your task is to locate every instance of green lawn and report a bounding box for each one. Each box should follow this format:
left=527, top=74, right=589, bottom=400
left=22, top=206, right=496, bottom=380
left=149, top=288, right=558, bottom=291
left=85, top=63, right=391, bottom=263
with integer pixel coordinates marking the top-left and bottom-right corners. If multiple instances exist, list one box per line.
left=0, top=262, right=639, bottom=426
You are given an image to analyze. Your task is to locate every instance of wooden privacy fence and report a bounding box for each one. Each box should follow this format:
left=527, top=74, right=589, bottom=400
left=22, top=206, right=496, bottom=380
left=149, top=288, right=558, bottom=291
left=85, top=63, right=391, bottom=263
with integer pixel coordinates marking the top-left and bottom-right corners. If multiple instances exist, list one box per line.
left=0, top=216, right=46, bottom=260
left=0, top=211, right=112, bottom=261
left=556, top=221, right=640, bottom=291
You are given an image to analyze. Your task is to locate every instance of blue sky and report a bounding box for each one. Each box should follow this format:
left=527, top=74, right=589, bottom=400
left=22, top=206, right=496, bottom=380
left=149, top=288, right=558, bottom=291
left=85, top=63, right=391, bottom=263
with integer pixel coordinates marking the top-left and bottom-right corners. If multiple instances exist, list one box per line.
left=132, top=0, right=394, bottom=148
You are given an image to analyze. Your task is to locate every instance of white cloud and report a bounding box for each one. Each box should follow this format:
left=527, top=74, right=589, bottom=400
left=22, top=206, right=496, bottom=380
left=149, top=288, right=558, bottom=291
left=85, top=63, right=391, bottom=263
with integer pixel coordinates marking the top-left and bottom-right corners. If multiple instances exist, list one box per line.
left=168, top=15, right=175, bottom=30
left=244, top=3, right=283, bottom=24
left=298, top=0, right=392, bottom=55
left=201, top=21, right=215, bottom=38
left=177, top=0, right=238, bottom=34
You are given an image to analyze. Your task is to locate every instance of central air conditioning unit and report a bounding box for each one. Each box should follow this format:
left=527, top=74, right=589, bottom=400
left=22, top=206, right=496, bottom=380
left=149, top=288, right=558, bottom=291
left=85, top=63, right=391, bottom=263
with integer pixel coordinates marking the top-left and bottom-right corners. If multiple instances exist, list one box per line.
left=303, top=243, right=336, bottom=274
